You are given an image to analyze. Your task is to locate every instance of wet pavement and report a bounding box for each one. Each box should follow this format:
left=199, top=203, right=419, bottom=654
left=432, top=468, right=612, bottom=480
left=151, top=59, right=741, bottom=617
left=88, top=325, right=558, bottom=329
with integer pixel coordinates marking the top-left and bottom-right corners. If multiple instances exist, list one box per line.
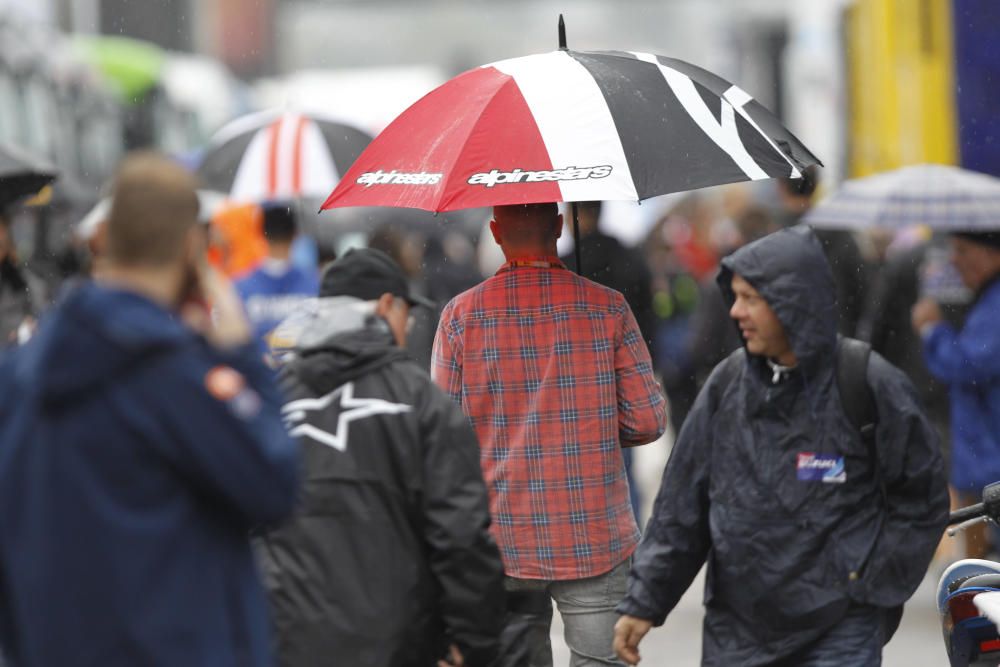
left=547, top=433, right=950, bottom=666
left=550, top=567, right=945, bottom=665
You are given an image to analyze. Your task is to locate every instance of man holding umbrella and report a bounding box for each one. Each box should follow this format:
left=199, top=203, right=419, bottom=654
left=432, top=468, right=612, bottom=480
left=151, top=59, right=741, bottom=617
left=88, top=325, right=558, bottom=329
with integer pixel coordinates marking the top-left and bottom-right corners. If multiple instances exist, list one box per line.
left=318, top=33, right=822, bottom=664
left=433, top=203, right=667, bottom=666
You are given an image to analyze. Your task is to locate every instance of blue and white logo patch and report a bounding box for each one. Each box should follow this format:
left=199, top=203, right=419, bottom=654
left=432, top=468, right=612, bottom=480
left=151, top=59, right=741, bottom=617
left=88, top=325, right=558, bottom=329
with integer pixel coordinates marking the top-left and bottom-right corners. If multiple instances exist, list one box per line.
left=796, top=452, right=846, bottom=484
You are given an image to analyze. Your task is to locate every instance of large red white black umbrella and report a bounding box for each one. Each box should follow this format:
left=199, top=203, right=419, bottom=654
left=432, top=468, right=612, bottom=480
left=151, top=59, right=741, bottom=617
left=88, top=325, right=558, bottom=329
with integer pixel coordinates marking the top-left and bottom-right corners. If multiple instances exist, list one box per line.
left=321, top=27, right=819, bottom=214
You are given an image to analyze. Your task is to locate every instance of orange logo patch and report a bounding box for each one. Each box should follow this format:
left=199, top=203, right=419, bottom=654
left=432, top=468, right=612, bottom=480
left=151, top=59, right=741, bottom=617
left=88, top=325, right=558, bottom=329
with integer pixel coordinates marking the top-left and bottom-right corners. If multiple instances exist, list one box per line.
left=205, top=366, right=246, bottom=402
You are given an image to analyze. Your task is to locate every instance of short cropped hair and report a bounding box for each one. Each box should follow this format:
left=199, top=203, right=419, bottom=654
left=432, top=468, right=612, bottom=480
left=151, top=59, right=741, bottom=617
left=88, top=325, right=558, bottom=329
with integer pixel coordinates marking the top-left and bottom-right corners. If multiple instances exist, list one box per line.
left=494, top=202, right=559, bottom=224
left=106, top=152, right=199, bottom=267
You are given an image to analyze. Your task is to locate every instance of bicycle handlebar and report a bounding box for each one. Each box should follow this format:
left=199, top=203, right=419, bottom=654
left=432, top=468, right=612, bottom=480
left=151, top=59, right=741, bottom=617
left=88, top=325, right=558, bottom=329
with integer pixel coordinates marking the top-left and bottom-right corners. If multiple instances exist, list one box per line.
left=948, top=482, right=1000, bottom=528
left=949, top=502, right=986, bottom=526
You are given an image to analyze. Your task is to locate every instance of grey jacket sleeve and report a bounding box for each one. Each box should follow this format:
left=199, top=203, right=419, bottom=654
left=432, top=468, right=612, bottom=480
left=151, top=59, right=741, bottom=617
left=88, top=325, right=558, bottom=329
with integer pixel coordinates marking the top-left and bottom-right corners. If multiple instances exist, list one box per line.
left=850, top=352, right=949, bottom=606
left=418, top=383, right=505, bottom=666
left=617, top=363, right=722, bottom=624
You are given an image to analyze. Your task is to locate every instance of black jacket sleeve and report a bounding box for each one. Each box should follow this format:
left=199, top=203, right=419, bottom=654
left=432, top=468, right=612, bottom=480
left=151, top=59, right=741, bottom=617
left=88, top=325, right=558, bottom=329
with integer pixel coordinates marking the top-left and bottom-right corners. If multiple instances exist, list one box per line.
left=418, top=383, right=505, bottom=666
left=850, top=352, right=949, bottom=606
left=617, top=360, right=723, bottom=624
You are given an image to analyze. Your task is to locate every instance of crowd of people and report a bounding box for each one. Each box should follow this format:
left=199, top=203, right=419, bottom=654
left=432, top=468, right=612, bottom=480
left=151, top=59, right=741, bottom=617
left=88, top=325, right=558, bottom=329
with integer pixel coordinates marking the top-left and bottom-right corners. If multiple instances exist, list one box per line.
left=0, top=151, right=997, bottom=667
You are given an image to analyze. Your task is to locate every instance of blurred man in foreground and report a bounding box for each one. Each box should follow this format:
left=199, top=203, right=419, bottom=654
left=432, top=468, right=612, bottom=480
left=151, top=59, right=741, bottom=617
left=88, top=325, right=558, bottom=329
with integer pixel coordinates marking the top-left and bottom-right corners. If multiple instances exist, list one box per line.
left=260, top=248, right=505, bottom=667
left=0, top=153, right=300, bottom=666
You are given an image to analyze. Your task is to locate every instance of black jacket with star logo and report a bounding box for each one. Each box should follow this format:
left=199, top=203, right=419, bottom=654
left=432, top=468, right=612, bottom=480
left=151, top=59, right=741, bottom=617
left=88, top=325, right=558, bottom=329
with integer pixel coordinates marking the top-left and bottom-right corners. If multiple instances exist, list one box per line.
left=257, top=301, right=504, bottom=667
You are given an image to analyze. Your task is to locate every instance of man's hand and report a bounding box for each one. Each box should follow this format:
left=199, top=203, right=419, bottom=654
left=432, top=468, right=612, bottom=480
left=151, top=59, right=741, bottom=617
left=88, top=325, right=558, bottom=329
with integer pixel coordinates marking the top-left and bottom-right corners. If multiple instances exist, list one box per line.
left=182, top=265, right=252, bottom=349
left=911, top=298, right=943, bottom=335
left=437, top=644, right=463, bottom=667
left=614, top=615, right=653, bottom=666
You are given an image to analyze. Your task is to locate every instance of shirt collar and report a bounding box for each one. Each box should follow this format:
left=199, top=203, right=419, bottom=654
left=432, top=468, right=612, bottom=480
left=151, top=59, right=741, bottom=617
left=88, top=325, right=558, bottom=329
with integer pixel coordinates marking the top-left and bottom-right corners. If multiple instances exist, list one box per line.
left=765, top=357, right=798, bottom=385
left=497, top=255, right=566, bottom=274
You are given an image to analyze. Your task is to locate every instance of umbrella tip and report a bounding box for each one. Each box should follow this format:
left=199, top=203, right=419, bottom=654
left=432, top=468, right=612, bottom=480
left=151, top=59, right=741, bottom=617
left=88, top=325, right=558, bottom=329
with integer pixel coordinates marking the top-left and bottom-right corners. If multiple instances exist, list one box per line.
left=558, top=14, right=567, bottom=50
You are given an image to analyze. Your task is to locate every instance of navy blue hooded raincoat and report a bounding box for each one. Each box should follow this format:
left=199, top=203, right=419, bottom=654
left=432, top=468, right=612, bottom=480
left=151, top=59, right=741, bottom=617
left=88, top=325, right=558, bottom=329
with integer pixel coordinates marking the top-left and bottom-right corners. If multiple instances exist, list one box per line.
left=618, top=226, right=948, bottom=665
left=0, top=283, right=299, bottom=667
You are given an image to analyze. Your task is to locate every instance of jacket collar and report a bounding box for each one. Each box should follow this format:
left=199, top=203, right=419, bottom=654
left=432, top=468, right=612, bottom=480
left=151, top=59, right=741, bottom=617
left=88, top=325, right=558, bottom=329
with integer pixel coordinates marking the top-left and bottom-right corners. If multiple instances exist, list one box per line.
left=497, top=255, right=566, bottom=274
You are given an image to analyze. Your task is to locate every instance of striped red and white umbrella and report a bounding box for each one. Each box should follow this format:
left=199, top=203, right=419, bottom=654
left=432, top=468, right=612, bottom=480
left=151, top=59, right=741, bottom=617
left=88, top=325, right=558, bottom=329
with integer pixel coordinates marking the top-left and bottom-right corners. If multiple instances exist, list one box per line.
left=321, top=49, right=820, bottom=213
left=198, top=110, right=373, bottom=202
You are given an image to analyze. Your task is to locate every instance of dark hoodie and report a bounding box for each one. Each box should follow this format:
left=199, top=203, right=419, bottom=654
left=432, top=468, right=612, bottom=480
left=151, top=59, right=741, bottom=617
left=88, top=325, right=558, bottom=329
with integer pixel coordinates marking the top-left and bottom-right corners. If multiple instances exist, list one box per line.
left=0, top=282, right=300, bottom=667
left=618, top=226, right=948, bottom=665
left=257, top=299, right=505, bottom=667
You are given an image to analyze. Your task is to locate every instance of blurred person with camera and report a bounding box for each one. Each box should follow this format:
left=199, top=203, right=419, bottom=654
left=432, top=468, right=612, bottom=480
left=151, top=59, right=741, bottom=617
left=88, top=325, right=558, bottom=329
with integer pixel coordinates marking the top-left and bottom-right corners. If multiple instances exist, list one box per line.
left=0, top=153, right=300, bottom=667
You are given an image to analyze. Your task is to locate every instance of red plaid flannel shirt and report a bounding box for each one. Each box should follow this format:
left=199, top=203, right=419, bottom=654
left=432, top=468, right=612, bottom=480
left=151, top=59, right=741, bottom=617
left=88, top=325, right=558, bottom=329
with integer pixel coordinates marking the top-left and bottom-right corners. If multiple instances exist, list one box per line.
left=432, top=257, right=667, bottom=580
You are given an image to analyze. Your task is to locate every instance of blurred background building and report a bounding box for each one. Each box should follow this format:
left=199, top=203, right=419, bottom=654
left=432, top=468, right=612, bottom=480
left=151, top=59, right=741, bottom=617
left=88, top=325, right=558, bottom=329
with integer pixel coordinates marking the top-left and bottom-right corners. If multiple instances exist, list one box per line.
left=0, top=0, right=996, bottom=283
left=1, top=0, right=995, bottom=185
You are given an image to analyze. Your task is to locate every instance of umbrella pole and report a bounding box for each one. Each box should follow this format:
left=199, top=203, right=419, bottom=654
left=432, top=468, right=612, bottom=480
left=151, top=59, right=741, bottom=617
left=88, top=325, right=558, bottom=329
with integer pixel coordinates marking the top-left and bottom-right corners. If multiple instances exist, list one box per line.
left=560, top=17, right=580, bottom=275
left=572, top=201, right=582, bottom=276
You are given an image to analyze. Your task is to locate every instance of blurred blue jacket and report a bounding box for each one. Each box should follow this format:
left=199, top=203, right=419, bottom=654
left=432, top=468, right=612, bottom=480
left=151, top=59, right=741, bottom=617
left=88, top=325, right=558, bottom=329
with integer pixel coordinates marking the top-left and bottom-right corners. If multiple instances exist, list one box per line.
left=236, top=262, right=318, bottom=342
left=0, top=282, right=299, bottom=667
left=924, top=276, right=1000, bottom=492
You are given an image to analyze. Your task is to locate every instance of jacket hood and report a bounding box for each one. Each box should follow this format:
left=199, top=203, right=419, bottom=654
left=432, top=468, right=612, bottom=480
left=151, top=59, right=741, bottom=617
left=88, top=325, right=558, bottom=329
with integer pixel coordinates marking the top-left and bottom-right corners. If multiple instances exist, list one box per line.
left=717, top=225, right=837, bottom=372
left=28, top=282, right=192, bottom=402
left=274, top=296, right=408, bottom=394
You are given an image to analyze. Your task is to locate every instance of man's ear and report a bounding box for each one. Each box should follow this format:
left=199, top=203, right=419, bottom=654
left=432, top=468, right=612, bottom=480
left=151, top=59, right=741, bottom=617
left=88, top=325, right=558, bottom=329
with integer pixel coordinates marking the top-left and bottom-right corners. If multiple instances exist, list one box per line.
left=555, top=213, right=563, bottom=240
left=374, top=292, right=395, bottom=318
left=489, top=219, right=501, bottom=246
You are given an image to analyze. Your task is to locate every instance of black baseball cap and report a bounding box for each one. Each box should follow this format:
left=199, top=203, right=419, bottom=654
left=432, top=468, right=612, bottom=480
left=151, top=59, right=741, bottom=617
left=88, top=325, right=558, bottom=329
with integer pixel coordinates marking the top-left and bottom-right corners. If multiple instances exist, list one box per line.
left=320, top=247, right=435, bottom=308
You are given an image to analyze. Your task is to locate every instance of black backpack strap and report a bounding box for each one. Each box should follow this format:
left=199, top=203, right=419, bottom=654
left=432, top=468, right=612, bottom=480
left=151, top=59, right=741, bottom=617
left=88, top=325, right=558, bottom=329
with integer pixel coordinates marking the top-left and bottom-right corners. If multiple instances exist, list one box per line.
left=836, top=337, right=884, bottom=502
left=836, top=337, right=876, bottom=442
left=836, top=337, right=901, bottom=644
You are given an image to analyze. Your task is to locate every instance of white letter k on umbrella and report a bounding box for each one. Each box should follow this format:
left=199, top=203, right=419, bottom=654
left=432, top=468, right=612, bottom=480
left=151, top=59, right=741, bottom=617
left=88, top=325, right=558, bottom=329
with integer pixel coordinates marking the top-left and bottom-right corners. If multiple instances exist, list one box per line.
left=282, top=382, right=412, bottom=452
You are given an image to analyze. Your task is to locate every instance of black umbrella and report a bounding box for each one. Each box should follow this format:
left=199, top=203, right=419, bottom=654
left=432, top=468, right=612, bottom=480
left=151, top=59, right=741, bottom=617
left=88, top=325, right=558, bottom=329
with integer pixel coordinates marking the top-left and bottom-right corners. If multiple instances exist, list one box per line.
left=0, top=143, right=57, bottom=210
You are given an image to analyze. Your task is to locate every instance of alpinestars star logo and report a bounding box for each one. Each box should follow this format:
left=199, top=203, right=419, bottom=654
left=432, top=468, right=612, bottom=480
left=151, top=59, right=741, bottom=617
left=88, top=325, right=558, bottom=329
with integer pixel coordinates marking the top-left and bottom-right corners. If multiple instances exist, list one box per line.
left=467, top=165, right=612, bottom=188
left=282, top=382, right=412, bottom=452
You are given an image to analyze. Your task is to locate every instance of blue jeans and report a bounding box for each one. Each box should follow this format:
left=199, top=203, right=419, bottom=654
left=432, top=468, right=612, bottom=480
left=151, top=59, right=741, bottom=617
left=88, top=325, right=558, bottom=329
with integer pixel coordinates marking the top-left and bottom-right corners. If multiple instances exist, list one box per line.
left=778, top=604, right=884, bottom=667
left=503, top=557, right=631, bottom=667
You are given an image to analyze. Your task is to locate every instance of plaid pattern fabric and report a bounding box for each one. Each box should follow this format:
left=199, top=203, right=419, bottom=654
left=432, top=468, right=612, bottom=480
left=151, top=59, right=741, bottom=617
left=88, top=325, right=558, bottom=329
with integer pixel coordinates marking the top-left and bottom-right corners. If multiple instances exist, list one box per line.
left=432, top=257, right=667, bottom=580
